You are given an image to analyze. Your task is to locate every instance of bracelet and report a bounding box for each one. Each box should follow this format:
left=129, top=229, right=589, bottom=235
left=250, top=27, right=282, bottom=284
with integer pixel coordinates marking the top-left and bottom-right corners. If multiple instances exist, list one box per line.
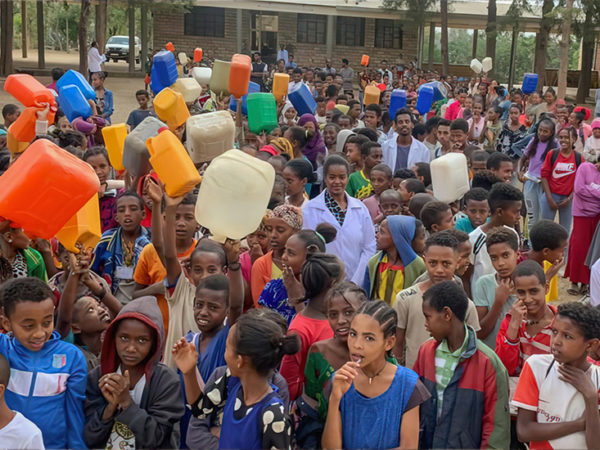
left=227, top=261, right=241, bottom=271
left=95, top=286, right=107, bottom=300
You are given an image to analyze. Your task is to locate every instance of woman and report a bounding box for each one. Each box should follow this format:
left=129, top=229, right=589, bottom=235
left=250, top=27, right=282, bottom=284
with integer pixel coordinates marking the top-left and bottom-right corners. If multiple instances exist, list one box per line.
left=91, top=71, right=114, bottom=124
left=283, top=126, right=311, bottom=160
left=0, top=227, right=47, bottom=281
left=297, top=113, right=327, bottom=168
left=302, top=155, right=376, bottom=284
left=283, top=159, right=314, bottom=208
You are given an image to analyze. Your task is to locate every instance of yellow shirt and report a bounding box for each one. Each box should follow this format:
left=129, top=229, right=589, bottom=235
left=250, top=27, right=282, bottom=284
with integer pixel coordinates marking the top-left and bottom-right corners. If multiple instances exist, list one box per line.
left=544, top=260, right=559, bottom=303
left=376, top=255, right=405, bottom=306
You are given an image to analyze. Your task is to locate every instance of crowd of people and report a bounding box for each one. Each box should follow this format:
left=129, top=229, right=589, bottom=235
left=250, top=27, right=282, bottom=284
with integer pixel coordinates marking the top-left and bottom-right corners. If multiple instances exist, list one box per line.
left=0, top=46, right=599, bottom=450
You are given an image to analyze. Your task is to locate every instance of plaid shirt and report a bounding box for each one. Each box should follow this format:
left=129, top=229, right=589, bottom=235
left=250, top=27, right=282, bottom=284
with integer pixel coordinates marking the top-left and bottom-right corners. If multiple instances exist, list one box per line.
left=434, top=324, right=469, bottom=418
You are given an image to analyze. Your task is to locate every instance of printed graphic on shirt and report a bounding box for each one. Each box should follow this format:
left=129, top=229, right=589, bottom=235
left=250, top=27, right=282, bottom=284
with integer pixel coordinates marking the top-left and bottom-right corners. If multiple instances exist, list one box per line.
left=552, top=162, right=576, bottom=179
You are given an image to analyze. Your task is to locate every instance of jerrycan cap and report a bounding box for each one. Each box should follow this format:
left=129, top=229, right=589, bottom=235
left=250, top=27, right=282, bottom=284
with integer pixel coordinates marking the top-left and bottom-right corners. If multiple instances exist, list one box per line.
left=157, top=126, right=169, bottom=133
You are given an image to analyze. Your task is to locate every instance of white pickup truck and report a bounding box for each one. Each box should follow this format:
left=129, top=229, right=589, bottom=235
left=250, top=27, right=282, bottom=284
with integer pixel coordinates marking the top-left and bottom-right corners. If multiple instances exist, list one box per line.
left=105, top=35, right=141, bottom=63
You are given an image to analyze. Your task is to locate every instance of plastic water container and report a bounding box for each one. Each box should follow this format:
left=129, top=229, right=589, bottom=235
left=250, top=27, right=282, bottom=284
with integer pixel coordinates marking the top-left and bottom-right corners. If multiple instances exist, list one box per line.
left=0, top=139, right=100, bottom=239
left=150, top=50, right=178, bottom=94
left=416, top=85, right=434, bottom=115
left=361, top=55, right=370, bottom=66
left=123, top=116, right=166, bottom=177
left=470, top=59, right=483, bottom=74
left=194, top=48, right=203, bottom=63
left=482, top=57, right=493, bottom=73
left=101, top=123, right=127, bottom=171
left=55, top=195, right=101, bottom=254
left=178, top=52, right=188, bottom=66
left=418, top=81, right=447, bottom=103
left=389, top=90, right=407, bottom=119
left=172, top=78, right=202, bottom=103
left=8, top=107, right=39, bottom=143
left=4, top=74, right=55, bottom=107
left=195, top=149, right=275, bottom=242
left=7, top=130, right=30, bottom=154
left=430, top=153, right=469, bottom=203
left=153, top=87, right=190, bottom=130
left=247, top=93, right=278, bottom=134
left=522, top=73, right=539, bottom=95
left=228, top=54, right=252, bottom=99
left=147, top=127, right=202, bottom=197
left=192, top=67, right=212, bottom=86
left=288, top=83, right=317, bottom=116
left=210, top=60, right=231, bottom=96
left=56, top=70, right=96, bottom=101
left=186, top=111, right=235, bottom=164
left=229, top=81, right=260, bottom=116
left=58, top=85, right=92, bottom=122
left=166, top=42, right=175, bottom=52
left=363, top=84, right=380, bottom=107
left=272, top=73, right=289, bottom=102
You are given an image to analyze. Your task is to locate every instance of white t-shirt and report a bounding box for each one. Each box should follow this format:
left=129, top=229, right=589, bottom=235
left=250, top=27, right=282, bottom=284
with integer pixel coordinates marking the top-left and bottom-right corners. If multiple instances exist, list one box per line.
left=0, top=411, right=45, bottom=450
left=88, top=47, right=105, bottom=73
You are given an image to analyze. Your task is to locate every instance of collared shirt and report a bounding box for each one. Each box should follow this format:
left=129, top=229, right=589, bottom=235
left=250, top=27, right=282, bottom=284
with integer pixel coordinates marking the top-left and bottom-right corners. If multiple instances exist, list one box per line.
left=435, top=324, right=469, bottom=417
left=88, top=47, right=104, bottom=73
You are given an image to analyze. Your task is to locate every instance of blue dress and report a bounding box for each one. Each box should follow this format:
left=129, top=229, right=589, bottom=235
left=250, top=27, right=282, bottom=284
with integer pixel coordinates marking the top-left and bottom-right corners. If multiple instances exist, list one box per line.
left=258, top=278, right=297, bottom=326
left=340, top=365, right=418, bottom=449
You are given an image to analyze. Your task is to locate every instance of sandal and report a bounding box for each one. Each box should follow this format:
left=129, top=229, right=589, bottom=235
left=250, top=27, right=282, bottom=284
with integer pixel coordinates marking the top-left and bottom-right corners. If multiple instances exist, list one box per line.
left=567, top=284, right=580, bottom=296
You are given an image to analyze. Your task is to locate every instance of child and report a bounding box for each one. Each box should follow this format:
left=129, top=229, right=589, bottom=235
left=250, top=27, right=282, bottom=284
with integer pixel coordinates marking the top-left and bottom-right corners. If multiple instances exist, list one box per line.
left=392, top=168, right=417, bottom=191
left=283, top=159, right=314, bottom=208
left=0, top=277, right=87, bottom=448
left=280, top=253, right=343, bottom=401
left=540, top=126, right=580, bottom=234
left=420, top=200, right=454, bottom=234
left=487, top=151, right=514, bottom=183
left=397, top=178, right=426, bottom=209
left=470, top=149, right=490, bottom=174
left=394, top=232, right=481, bottom=368
left=84, top=297, right=184, bottom=448
left=343, top=135, right=369, bottom=173
left=413, top=162, right=431, bottom=189
left=455, top=187, right=490, bottom=234
left=473, top=228, right=519, bottom=349
left=126, top=90, right=152, bottom=131
left=467, top=97, right=485, bottom=144
left=346, top=142, right=383, bottom=199
left=512, top=302, right=600, bottom=449
left=497, top=103, right=528, bottom=158
left=469, top=182, right=522, bottom=294
left=444, top=228, right=473, bottom=294
left=91, top=190, right=151, bottom=304
left=173, top=311, right=298, bottom=449
left=322, top=300, right=429, bottom=449
left=449, top=118, right=470, bottom=153
left=83, top=147, right=122, bottom=232
left=364, top=215, right=426, bottom=304
left=495, top=260, right=557, bottom=376
left=362, top=163, right=392, bottom=222
left=0, top=353, right=44, bottom=449
left=2, top=104, right=20, bottom=129
left=480, top=105, right=503, bottom=152
left=408, top=192, right=434, bottom=220
left=583, top=118, right=600, bottom=163
left=377, top=189, right=403, bottom=222
left=91, top=71, right=114, bottom=123
left=414, top=281, right=510, bottom=449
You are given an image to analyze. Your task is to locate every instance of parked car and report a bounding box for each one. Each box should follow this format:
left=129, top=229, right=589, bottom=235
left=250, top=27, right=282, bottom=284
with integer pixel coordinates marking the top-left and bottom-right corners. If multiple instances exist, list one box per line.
left=105, top=35, right=141, bottom=63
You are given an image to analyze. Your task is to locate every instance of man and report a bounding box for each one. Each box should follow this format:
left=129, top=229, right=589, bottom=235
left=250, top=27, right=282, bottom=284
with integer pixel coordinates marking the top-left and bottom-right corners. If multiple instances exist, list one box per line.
left=288, top=68, right=305, bottom=93
left=276, top=44, right=289, bottom=65
left=322, top=58, right=336, bottom=77
left=378, top=60, right=393, bottom=84
left=250, top=52, right=268, bottom=91
left=382, top=108, right=431, bottom=171
left=88, top=41, right=105, bottom=82
left=340, top=58, right=354, bottom=96
left=285, top=55, right=297, bottom=71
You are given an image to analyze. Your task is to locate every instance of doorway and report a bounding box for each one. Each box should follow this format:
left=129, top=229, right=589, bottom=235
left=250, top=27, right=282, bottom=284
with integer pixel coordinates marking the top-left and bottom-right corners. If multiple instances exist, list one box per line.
left=251, top=13, right=278, bottom=64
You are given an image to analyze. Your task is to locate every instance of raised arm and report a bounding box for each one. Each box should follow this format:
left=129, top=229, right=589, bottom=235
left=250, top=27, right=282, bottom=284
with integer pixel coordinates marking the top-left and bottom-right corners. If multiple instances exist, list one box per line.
left=224, top=239, right=243, bottom=325
left=164, top=194, right=186, bottom=286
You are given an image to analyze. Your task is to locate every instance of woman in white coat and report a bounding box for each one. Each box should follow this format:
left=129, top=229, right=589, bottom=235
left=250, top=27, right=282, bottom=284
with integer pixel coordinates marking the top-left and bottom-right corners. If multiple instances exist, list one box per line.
left=302, top=155, right=376, bottom=284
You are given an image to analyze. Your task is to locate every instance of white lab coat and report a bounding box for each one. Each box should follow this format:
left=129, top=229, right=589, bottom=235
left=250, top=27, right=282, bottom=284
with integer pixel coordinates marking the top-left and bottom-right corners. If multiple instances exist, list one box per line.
left=382, top=133, right=431, bottom=170
left=302, top=190, right=376, bottom=284
left=88, top=47, right=105, bottom=73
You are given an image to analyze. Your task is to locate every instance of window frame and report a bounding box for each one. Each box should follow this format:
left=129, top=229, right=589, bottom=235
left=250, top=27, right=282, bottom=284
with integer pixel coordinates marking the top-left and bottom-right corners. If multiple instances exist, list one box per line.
left=336, top=17, right=365, bottom=47
left=297, top=13, right=327, bottom=45
left=374, top=19, right=403, bottom=49
left=184, top=6, right=225, bottom=37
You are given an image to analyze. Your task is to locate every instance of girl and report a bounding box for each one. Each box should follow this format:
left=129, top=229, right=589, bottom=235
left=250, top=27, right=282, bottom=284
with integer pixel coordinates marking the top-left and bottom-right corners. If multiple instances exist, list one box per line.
left=322, top=300, right=427, bottom=450
left=91, top=71, right=114, bottom=124
left=280, top=253, right=344, bottom=401
left=497, top=103, right=528, bottom=158
left=297, top=114, right=327, bottom=168
left=323, top=123, right=341, bottom=154
left=240, top=212, right=271, bottom=311
left=518, top=118, right=559, bottom=235
left=467, top=96, right=485, bottom=144
left=0, top=226, right=47, bottom=281
left=283, top=126, right=312, bottom=160
left=258, top=224, right=336, bottom=325
left=283, top=159, right=314, bottom=208
left=173, top=311, right=299, bottom=450
left=583, top=118, right=600, bottom=163
left=251, top=205, right=303, bottom=304
left=280, top=101, right=297, bottom=127
left=540, top=127, right=580, bottom=234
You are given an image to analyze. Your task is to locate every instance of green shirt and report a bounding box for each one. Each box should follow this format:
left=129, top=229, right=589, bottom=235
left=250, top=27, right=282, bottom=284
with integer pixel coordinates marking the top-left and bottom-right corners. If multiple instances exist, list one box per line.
left=345, top=170, right=372, bottom=200
left=435, top=324, right=469, bottom=417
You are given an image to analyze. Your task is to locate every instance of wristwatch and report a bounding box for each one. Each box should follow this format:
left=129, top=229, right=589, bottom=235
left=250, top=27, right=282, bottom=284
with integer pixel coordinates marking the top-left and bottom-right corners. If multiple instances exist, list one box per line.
left=227, top=261, right=241, bottom=271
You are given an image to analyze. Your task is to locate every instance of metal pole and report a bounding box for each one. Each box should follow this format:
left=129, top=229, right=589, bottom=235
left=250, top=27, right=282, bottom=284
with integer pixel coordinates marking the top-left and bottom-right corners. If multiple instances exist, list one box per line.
left=37, top=0, right=44, bottom=68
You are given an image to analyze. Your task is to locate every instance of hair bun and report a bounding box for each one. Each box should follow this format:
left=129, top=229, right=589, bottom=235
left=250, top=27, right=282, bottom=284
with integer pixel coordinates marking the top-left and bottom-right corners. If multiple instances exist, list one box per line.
left=315, top=223, right=337, bottom=244
left=280, top=335, right=301, bottom=356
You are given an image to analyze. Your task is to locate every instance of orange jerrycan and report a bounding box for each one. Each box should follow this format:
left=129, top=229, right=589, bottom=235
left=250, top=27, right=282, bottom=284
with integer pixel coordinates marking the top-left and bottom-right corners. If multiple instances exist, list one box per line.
left=55, top=195, right=101, bottom=254
left=153, top=87, right=190, bottom=131
left=364, top=83, right=381, bottom=107
left=7, top=106, right=40, bottom=143
left=272, top=73, right=289, bottom=102
left=146, top=127, right=202, bottom=197
left=6, top=130, right=30, bottom=154
left=361, top=55, right=370, bottom=66
left=101, top=124, right=127, bottom=171
left=194, top=48, right=203, bottom=63
left=4, top=74, right=55, bottom=107
left=228, top=54, right=252, bottom=99
left=0, top=139, right=100, bottom=239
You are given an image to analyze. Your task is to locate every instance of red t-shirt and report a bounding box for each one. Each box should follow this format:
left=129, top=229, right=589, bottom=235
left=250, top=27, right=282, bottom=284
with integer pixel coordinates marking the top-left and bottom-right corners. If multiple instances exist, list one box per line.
left=540, top=150, right=577, bottom=196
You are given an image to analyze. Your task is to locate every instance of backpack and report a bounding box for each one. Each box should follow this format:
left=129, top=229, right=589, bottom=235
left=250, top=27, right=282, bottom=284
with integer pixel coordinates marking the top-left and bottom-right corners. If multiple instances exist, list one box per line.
left=549, top=148, right=581, bottom=168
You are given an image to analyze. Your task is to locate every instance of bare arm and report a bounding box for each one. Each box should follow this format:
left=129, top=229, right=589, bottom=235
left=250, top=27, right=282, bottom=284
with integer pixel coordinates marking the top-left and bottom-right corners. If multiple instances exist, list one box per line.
left=132, top=282, right=166, bottom=299
left=393, top=327, right=406, bottom=362
left=164, top=196, right=185, bottom=286
left=322, top=396, right=343, bottom=450
left=516, top=409, right=584, bottom=443
left=224, top=240, right=243, bottom=326
left=399, top=406, right=420, bottom=449
left=56, top=270, right=81, bottom=338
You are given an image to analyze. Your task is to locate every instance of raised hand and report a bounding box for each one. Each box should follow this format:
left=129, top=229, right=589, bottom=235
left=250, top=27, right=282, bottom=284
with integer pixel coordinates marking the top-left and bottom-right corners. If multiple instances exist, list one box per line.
left=509, top=299, right=527, bottom=324
left=144, top=175, right=163, bottom=205
left=172, top=337, right=198, bottom=375
left=558, top=364, right=598, bottom=400
left=282, top=265, right=304, bottom=305
left=331, top=362, right=359, bottom=401
left=546, top=256, right=566, bottom=282
left=223, top=239, right=241, bottom=266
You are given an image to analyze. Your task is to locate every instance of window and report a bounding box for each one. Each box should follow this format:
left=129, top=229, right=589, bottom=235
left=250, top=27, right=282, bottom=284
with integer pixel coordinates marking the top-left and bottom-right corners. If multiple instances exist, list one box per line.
left=375, top=19, right=403, bottom=49
left=336, top=17, right=365, bottom=46
left=297, top=14, right=327, bottom=45
left=184, top=7, right=225, bottom=37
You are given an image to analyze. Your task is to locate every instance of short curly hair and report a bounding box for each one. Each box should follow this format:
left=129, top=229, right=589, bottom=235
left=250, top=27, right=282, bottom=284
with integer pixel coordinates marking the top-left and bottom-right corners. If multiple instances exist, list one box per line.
left=557, top=302, right=600, bottom=340
left=0, top=277, right=54, bottom=318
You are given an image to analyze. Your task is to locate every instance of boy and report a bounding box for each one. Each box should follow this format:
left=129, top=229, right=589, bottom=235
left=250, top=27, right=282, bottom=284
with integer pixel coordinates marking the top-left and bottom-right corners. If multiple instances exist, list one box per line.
left=126, top=90, right=152, bottom=131
left=363, top=103, right=387, bottom=144
left=408, top=192, right=434, bottom=220
left=481, top=106, right=503, bottom=153
left=512, top=302, right=600, bottom=449
left=2, top=104, right=20, bottom=129
left=343, top=135, right=368, bottom=172
left=392, top=168, right=416, bottom=191
left=526, top=219, right=568, bottom=303
left=346, top=141, right=383, bottom=199
left=470, top=150, right=490, bottom=174
left=469, top=182, right=522, bottom=294
left=413, top=162, right=431, bottom=189
left=315, top=97, right=327, bottom=125
left=91, top=190, right=151, bottom=305
left=473, top=228, right=519, bottom=349
left=455, top=187, right=490, bottom=234
left=394, top=232, right=481, bottom=368
left=420, top=200, right=454, bottom=234
left=363, top=163, right=392, bottom=222
left=414, top=281, right=510, bottom=449
left=0, top=277, right=87, bottom=449
left=375, top=189, right=403, bottom=225
left=434, top=118, right=451, bottom=158
left=0, top=353, right=45, bottom=449
left=423, top=117, right=442, bottom=160
left=487, top=152, right=514, bottom=183
left=347, top=99, right=365, bottom=128
left=449, top=119, right=470, bottom=153
left=397, top=178, right=426, bottom=206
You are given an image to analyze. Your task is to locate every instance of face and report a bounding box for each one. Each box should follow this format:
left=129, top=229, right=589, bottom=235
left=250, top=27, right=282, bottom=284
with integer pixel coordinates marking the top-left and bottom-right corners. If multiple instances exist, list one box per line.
left=86, top=154, right=111, bottom=184
left=382, top=91, right=391, bottom=106
left=194, top=288, right=228, bottom=332
left=57, top=116, right=72, bottom=132
left=478, top=85, right=487, bottom=96
left=3, top=227, right=31, bottom=250
left=487, top=109, right=499, bottom=122
left=397, top=180, right=412, bottom=204
left=437, top=125, right=451, bottom=147
left=267, top=217, right=295, bottom=253
left=423, top=245, right=457, bottom=284
left=325, top=164, right=349, bottom=196
left=348, top=314, right=395, bottom=366
left=316, top=102, right=326, bottom=116
left=246, top=229, right=269, bottom=253
left=543, top=239, right=568, bottom=265
left=364, top=147, right=383, bottom=170
left=379, top=197, right=402, bottom=217
left=537, top=124, right=553, bottom=142
left=282, top=166, right=306, bottom=197
left=328, top=292, right=362, bottom=342
left=395, top=114, right=413, bottom=136
left=376, top=220, right=394, bottom=251
left=73, top=296, right=111, bottom=334
left=302, top=121, right=316, bottom=135
left=509, top=107, right=520, bottom=124
left=422, top=299, right=451, bottom=342
left=464, top=97, right=473, bottom=109
left=323, top=126, right=337, bottom=146
left=514, top=275, right=548, bottom=318
left=115, top=196, right=144, bottom=233
left=281, top=234, right=308, bottom=275
left=432, top=208, right=454, bottom=232
left=455, top=241, right=472, bottom=276
left=551, top=315, right=592, bottom=365
left=115, top=318, right=154, bottom=368
left=465, top=199, right=490, bottom=228
left=544, top=91, right=556, bottom=104
left=136, top=94, right=149, bottom=109
left=349, top=103, right=361, bottom=119
left=492, top=161, right=514, bottom=183
left=271, top=182, right=285, bottom=205
left=558, top=129, right=573, bottom=151
left=284, top=107, right=297, bottom=121
left=472, top=102, right=483, bottom=117
left=189, top=251, right=225, bottom=285
left=293, top=72, right=302, bottom=83
left=412, top=225, right=426, bottom=256
left=457, top=92, right=467, bottom=105
left=3, top=299, right=54, bottom=352
left=488, top=242, right=518, bottom=279
left=370, top=170, right=390, bottom=196
left=450, top=130, right=467, bottom=149
left=593, top=129, right=600, bottom=139
left=497, top=201, right=522, bottom=227
left=91, top=73, right=104, bottom=89
left=174, top=204, right=198, bottom=241
left=364, top=110, right=379, bottom=129
left=338, top=117, right=351, bottom=130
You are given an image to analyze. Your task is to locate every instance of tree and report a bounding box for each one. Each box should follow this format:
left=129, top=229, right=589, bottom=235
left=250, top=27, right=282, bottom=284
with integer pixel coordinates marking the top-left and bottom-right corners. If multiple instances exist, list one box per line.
left=576, top=0, right=599, bottom=103
left=0, top=0, right=14, bottom=76
left=534, top=0, right=554, bottom=88
left=79, top=0, right=91, bottom=73
left=557, top=0, right=574, bottom=100
left=95, top=0, right=108, bottom=52
left=440, top=0, right=449, bottom=75
left=485, top=0, right=496, bottom=78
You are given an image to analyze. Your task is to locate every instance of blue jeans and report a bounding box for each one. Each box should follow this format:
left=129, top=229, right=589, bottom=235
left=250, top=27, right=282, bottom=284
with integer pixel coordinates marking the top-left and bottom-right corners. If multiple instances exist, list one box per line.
left=540, top=192, right=573, bottom=235
left=524, top=180, right=545, bottom=236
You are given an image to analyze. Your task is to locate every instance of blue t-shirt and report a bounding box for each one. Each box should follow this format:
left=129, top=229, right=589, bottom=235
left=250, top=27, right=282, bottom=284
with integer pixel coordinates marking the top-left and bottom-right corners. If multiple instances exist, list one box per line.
left=395, top=145, right=411, bottom=171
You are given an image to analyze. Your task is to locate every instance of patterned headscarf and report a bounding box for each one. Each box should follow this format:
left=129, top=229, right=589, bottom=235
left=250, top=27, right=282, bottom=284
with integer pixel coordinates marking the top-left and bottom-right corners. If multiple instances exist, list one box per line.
left=258, top=209, right=273, bottom=233
left=272, top=204, right=303, bottom=231
left=270, top=137, right=294, bottom=160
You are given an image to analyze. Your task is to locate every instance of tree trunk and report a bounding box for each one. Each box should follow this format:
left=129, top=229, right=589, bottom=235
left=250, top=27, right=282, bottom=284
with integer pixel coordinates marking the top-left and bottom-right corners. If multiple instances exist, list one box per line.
left=533, top=0, right=553, bottom=89
left=472, top=29, right=478, bottom=59
left=440, top=0, right=449, bottom=75
left=128, top=0, right=135, bottom=73
left=576, top=1, right=594, bottom=104
left=428, top=22, right=435, bottom=70
left=141, top=0, right=149, bottom=74
left=557, top=0, right=574, bottom=100
left=0, top=0, right=14, bottom=76
left=95, top=0, right=107, bottom=52
left=21, top=1, right=27, bottom=58
left=485, top=0, right=497, bottom=78
left=79, top=0, right=90, bottom=74
left=37, top=0, right=44, bottom=68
